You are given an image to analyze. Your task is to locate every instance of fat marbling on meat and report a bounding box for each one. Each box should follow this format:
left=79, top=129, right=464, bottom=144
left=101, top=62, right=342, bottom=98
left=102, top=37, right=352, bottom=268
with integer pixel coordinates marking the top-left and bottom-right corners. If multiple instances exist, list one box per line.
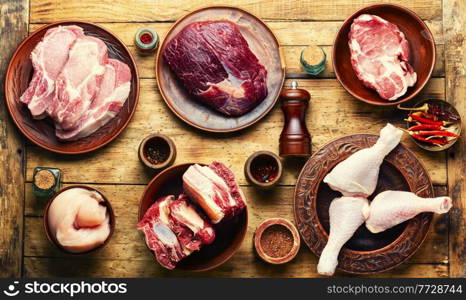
left=349, top=14, right=417, bottom=100
left=163, top=20, right=268, bottom=116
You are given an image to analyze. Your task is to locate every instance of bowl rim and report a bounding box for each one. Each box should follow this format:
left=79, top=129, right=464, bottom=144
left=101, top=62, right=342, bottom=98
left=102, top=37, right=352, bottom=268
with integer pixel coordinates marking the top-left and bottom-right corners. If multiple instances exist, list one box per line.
left=4, top=20, right=140, bottom=155
left=332, top=3, right=436, bottom=106
left=155, top=5, right=286, bottom=133
left=138, top=162, right=249, bottom=272
left=254, top=217, right=300, bottom=264
left=293, top=133, right=434, bottom=274
left=43, top=184, right=116, bottom=255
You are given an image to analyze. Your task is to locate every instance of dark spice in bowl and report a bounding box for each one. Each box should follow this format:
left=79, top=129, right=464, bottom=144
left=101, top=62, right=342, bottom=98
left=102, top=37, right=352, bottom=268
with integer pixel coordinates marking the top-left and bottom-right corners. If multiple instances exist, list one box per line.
left=260, top=224, right=294, bottom=258
left=245, top=151, right=282, bottom=187
left=144, top=140, right=169, bottom=165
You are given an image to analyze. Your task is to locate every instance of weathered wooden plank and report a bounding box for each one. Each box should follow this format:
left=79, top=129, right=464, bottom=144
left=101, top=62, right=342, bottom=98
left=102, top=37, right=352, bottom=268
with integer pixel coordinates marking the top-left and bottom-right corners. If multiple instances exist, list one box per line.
left=25, top=78, right=447, bottom=185
left=23, top=184, right=449, bottom=267
left=23, top=257, right=448, bottom=278
left=30, top=0, right=442, bottom=23
left=444, top=0, right=466, bottom=278
left=29, top=20, right=444, bottom=47
left=0, top=0, right=28, bottom=278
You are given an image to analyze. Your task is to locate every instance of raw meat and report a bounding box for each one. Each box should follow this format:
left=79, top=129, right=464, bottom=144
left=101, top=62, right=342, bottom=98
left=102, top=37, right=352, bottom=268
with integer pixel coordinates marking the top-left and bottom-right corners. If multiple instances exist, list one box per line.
left=49, top=36, right=108, bottom=130
left=323, top=123, right=403, bottom=197
left=317, top=197, right=369, bottom=276
left=364, top=191, right=452, bottom=233
left=163, top=20, right=268, bottom=116
left=349, top=14, right=417, bottom=100
left=137, top=194, right=216, bottom=269
left=137, top=195, right=190, bottom=269
left=169, top=194, right=215, bottom=251
left=47, top=188, right=110, bottom=253
left=20, top=26, right=84, bottom=118
left=56, top=59, right=131, bottom=141
left=183, top=161, right=246, bottom=223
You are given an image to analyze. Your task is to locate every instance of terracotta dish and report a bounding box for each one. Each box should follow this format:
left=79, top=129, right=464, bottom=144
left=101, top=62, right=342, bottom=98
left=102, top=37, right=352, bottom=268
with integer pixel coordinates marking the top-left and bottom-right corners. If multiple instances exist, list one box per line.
left=44, top=185, right=115, bottom=255
left=138, top=163, right=248, bottom=271
left=294, top=134, right=434, bottom=274
left=254, top=218, right=300, bottom=264
left=4, top=21, right=139, bottom=154
left=404, top=99, right=462, bottom=152
left=333, top=4, right=435, bottom=106
left=156, top=6, right=285, bottom=132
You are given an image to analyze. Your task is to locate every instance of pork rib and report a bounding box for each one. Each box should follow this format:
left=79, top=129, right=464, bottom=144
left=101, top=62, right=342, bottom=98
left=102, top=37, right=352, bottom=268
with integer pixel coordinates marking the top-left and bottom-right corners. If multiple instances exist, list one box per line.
left=20, top=26, right=84, bottom=119
left=349, top=14, right=417, bottom=100
left=163, top=20, right=267, bottom=116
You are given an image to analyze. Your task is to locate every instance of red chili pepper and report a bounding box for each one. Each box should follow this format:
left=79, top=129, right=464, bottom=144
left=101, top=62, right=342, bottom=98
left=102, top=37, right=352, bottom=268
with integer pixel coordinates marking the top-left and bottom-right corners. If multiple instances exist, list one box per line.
left=408, top=114, right=444, bottom=125
left=408, top=124, right=442, bottom=131
left=411, top=134, right=447, bottom=145
left=415, top=130, right=459, bottom=138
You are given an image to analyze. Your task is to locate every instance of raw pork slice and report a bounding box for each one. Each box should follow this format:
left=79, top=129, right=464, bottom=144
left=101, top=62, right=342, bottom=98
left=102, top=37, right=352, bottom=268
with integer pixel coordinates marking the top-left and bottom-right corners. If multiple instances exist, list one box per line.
left=349, top=14, right=417, bottom=100
left=56, top=59, right=131, bottom=141
left=183, top=161, right=246, bottom=223
left=50, top=36, right=108, bottom=130
left=163, top=20, right=267, bottom=116
left=20, top=26, right=84, bottom=118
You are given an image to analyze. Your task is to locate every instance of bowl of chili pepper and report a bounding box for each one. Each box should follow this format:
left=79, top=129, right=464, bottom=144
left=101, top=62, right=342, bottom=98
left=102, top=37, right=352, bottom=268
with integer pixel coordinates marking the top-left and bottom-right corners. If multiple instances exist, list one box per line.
left=398, top=99, right=461, bottom=151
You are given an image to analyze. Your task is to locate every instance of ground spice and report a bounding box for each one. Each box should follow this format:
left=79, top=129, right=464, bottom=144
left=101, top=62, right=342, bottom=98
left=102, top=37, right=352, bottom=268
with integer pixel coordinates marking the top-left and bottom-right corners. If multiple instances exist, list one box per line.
left=260, top=224, right=294, bottom=258
left=34, top=169, right=55, bottom=190
left=144, top=140, right=169, bottom=165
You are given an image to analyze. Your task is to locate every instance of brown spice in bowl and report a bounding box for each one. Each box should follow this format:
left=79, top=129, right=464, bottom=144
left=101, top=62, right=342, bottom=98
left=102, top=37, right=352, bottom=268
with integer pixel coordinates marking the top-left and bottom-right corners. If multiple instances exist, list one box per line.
left=34, top=169, right=56, bottom=190
left=144, top=142, right=169, bottom=165
left=260, top=224, right=294, bottom=258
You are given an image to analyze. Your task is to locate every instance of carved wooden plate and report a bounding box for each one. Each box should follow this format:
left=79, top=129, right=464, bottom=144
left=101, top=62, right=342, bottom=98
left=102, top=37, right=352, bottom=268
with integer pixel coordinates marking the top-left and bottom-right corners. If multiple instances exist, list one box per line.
left=156, top=6, right=285, bottom=132
left=294, top=134, right=434, bottom=274
left=4, top=21, right=139, bottom=154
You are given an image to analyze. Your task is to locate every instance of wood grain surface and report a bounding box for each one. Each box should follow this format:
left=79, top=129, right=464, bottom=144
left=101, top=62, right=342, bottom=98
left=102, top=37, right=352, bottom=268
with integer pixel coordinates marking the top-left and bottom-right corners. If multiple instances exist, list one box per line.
left=444, top=0, right=466, bottom=278
left=0, top=0, right=463, bottom=278
left=0, top=0, right=28, bottom=278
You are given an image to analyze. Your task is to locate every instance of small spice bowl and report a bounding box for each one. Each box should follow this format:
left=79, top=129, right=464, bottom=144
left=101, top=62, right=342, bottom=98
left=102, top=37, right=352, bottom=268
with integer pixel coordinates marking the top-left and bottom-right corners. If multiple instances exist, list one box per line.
left=254, top=218, right=300, bottom=264
left=138, top=134, right=176, bottom=170
left=43, top=185, right=115, bottom=255
left=400, top=99, right=462, bottom=152
left=244, top=151, right=282, bottom=188
left=32, top=167, right=61, bottom=198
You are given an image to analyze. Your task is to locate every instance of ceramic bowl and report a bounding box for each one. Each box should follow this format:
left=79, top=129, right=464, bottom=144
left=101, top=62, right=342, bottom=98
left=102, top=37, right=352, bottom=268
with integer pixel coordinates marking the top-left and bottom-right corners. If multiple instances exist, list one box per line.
left=333, top=4, right=435, bottom=106
left=4, top=21, right=139, bottom=154
left=138, top=134, right=176, bottom=170
left=44, top=185, right=115, bottom=255
left=244, top=151, right=283, bottom=188
left=294, top=134, right=435, bottom=274
left=402, top=99, right=462, bottom=152
left=138, top=163, right=248, bottom=271
left=254, top=218, right=300, bottom=264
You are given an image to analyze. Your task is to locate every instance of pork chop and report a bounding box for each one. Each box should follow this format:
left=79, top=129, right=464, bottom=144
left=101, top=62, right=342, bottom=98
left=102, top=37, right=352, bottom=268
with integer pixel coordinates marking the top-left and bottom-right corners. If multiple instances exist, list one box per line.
left=348, top=14, right=417, bottom=100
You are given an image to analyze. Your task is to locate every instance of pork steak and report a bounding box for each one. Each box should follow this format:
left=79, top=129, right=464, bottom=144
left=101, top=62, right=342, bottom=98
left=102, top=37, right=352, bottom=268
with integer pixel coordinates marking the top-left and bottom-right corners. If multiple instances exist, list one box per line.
left=348, top=14, right=417, bottom=100
left=163, top=20, right=267, bottom=116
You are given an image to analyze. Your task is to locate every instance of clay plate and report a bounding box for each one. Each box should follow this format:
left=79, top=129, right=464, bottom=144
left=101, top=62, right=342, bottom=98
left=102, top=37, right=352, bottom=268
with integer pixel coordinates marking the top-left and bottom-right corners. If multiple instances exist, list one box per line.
left=44, top=185, right=116, bottom=255
left=4, top=21, right=139, bottom=154
left=333, top=4, right=435, bottom=106
left=294, top=134, right=434, bottom=274
left=138, top=163, right=248, bottom=271
left=156, top=6, right=285, bottom=132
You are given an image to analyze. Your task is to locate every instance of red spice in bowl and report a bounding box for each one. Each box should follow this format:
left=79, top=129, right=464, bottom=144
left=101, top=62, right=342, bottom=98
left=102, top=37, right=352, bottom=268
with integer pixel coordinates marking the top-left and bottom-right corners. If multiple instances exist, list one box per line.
left=254, top=218, right=300, bottom=264
left=245, top=151, right=282, bottom=188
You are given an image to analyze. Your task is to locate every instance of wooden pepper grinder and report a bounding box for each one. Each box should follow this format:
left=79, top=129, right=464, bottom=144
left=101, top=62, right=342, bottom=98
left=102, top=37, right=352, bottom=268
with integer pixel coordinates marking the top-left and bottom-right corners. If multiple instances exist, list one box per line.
left=279, top=81, right=311, bottom=157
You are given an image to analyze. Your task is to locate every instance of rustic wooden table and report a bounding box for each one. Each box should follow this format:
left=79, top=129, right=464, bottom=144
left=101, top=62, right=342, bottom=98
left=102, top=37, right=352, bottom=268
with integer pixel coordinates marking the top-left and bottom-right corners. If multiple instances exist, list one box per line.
left=1, top=0, right=465, bottom=278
